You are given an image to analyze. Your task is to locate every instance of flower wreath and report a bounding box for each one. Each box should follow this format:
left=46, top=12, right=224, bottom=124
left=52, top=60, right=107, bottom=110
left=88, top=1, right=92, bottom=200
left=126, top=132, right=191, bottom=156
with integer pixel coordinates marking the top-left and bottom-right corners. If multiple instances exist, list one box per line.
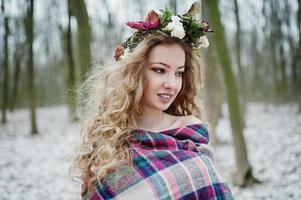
left=114, top=2, right=213, bottom=61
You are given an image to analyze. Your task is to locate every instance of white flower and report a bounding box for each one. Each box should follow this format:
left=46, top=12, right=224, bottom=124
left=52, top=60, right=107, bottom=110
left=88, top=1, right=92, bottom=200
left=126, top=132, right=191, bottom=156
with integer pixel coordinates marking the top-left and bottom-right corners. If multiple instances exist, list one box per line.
left=164, top=15, right=185, bottom=39
left=199, top=36, right=209, bottom=48
left=171, top=15, right=181, bottom=23
left=170, top=26, right=185, bottom=39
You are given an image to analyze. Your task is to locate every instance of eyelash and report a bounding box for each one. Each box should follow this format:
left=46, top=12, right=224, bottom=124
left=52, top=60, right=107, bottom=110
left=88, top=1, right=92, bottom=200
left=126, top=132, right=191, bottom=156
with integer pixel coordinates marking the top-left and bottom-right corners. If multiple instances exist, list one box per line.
left=152, top=68, right=165, bottom=74
left=176, top=71, right=184, bottom=77
left=152, top=68, right=184, bottom=77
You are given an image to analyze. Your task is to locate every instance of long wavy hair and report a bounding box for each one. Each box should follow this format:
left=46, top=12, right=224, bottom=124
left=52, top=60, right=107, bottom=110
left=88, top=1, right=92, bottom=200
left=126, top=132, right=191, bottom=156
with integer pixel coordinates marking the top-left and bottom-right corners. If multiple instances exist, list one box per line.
left=71, top=32, right=203, bottom=191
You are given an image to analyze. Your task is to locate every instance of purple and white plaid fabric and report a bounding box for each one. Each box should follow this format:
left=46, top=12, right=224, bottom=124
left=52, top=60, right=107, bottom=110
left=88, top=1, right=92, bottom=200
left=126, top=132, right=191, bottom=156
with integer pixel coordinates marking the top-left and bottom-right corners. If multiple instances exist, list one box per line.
left=83, top=124, right=234, bottom=199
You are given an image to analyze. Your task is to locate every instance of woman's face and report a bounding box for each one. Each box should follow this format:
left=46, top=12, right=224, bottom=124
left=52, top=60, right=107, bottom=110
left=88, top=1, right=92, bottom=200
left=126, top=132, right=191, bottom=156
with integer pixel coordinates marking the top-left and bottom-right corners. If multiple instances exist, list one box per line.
left=141, top=43, right=185, bottom=112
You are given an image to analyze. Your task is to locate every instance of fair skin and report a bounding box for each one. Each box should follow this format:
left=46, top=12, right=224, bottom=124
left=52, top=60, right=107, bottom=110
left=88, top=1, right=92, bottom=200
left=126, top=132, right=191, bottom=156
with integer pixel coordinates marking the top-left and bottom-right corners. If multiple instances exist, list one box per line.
left=137, top=43, right=202, bottom=132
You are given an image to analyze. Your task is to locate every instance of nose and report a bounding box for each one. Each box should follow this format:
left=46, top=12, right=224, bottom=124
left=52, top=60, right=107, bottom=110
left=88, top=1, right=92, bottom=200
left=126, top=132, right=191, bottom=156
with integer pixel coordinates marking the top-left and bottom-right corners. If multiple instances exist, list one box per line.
left=163, top=74, right=178, bottom=90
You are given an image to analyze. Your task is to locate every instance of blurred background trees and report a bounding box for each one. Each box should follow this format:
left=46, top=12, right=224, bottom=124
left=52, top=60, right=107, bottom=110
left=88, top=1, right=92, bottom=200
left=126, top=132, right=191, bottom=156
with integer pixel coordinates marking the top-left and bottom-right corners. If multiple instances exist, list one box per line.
left=0, top=0, right=300, bottom=187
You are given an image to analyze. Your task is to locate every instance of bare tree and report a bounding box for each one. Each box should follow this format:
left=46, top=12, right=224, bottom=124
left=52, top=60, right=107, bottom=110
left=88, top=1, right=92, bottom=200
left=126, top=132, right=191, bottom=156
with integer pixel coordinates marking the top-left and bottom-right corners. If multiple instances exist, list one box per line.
left=1, top=0, right=9, bottom=124
left=67, top=0, right=76, bottom=120
left=169, top=0, right=177, bottom=14
left=10, top=19, right=24, bottom=111
left=292, top=0, right=301, bottom=112
left=69, top=0, right=92, bottom=79
left=201, top=1, right=224, bottom=146
left=25, top=0, right=38, bottom=134
left=233, top=0, right=246, bottom=127
left=202, top=0, right=258, bottom=187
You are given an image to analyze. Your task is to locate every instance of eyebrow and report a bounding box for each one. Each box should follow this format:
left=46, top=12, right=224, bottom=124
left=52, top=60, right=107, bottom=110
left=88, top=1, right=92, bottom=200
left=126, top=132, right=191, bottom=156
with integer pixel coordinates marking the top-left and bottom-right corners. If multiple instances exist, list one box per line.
left=150, top=62, right=185, bottom=69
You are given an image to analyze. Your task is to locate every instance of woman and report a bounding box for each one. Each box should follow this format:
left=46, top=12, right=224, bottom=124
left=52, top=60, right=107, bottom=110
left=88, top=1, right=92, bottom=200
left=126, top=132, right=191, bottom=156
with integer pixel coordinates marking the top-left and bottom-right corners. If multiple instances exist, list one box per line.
left=72, top=3, right=234, bottom=200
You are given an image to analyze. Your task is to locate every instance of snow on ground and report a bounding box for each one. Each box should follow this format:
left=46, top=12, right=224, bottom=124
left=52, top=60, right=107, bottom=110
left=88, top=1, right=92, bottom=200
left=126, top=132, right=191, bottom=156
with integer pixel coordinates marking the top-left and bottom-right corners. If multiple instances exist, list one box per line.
left=215, top=103, right=301, bottom=200
left=0, top=103, right=300, bottom=200
left=0, top=106, right=81, bottom=200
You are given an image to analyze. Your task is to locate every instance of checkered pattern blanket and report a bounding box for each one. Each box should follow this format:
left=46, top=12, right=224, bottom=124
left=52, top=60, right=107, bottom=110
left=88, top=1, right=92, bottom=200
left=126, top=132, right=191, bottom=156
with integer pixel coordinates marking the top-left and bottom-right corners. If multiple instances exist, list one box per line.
left=82, top=124, right=234, bottom=199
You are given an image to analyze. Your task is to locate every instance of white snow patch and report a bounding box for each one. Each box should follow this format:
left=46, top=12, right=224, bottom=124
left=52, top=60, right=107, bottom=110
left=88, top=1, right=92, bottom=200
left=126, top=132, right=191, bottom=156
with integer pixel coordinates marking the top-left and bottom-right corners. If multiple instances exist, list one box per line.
left=0, top=106, right=81, bottom=200
left=215, top=103, right=301, bottom=200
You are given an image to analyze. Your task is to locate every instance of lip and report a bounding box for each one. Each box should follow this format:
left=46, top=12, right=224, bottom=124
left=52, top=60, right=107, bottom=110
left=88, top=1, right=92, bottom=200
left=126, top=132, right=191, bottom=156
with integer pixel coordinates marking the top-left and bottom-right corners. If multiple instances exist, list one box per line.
left=157, top=93, right=173, bottom=103
left=157, top=93, right=174, bottom=96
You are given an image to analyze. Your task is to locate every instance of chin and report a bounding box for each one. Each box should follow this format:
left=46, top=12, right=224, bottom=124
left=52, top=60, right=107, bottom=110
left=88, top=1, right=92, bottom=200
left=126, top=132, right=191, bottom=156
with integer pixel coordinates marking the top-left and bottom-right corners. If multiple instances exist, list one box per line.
left=156, top=103, right=173, bottom=111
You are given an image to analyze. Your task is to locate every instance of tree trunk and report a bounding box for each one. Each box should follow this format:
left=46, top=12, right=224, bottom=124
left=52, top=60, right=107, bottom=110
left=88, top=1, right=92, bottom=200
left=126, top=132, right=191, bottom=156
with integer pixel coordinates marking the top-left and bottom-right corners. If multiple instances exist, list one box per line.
left=203, top=0, right=257, bottom=187
left=67, top=0, right=76, bottom=121
left=233, top=0, right=246, bottom=127
left=10, top=43, right=22, bottom=111
left=103, top=0, right=116, bottom=55
left=250, top=30, right=262, bottom=100
left=169, top=0, right=177, bottom=14
left=202, top=48, right=223, bottom=146
left=272, top=1, right=287, bottom=101
left=261, top=1, right=273, bottom=104
left=25, top=0, right=38, bottom=134
left=284, top=2, right=294, bottom=100
left=1, top=0, right=9, bottom=124
left=293, top=0, right=301, bottom=99
left=295, top=0, right=301, bottom=112
left=69, top=0, right=91, bottom=79
left=201, top=3, right=223, bottom=146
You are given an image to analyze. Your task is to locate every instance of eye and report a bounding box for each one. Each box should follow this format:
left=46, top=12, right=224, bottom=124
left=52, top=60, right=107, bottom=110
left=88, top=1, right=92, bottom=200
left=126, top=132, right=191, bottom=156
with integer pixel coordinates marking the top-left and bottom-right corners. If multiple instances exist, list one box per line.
left=152, top=67, right=165, bottom=74
left=176, top=71, right=184, bottom=77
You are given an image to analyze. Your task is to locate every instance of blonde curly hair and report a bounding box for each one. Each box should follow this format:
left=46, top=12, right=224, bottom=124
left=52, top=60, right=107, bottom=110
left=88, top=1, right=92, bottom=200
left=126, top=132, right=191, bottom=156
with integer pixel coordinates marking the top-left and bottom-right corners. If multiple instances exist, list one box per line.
left=71, top=32, right=203, bottom=192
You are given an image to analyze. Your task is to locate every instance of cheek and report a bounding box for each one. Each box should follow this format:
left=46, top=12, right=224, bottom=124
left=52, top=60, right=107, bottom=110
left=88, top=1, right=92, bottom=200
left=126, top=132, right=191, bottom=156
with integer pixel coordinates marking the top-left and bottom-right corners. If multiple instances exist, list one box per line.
left=177, top=79, right=183, bottom=92
left=145, top=73, right=160, bottom=88
left=173, top=79, right=183, bottom=98
left=143, top=76, right=155, bottom=96
left=143, top=82, right=151, bottom=96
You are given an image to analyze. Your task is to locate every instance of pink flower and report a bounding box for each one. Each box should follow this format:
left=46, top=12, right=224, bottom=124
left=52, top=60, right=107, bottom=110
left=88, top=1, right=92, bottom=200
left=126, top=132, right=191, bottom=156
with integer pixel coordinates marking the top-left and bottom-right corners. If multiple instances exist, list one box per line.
left=145, top=10, right=160, bottom=29
left=126, top=10, right=160, bottom=30
left=126, top=21, right=147, bottom=30
left=200, top=20, right=210, bottom=32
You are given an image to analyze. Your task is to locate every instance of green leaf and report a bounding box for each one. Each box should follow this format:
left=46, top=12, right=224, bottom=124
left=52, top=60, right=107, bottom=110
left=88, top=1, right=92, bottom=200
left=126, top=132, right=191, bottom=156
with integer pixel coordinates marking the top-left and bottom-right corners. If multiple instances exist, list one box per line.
left=159, top=8, right=172, bottom=28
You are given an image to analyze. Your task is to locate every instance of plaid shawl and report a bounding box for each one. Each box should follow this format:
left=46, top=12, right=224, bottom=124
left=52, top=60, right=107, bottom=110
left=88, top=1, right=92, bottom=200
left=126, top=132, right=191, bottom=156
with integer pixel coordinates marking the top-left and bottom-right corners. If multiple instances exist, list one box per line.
left=83, top=123, right=234, bottom=200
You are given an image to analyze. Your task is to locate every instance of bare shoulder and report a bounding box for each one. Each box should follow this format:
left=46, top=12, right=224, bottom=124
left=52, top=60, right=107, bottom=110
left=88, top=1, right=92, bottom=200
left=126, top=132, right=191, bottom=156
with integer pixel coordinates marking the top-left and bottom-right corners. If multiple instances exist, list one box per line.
left=179, top=115, right=202, bottom=126
left=164, top=114, right=203, bottom=130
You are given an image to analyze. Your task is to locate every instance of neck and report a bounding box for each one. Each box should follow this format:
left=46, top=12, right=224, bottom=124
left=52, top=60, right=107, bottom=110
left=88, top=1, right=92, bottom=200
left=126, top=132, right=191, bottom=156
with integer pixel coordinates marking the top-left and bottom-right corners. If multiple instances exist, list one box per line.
left=137, top=106, right=165, bottom=131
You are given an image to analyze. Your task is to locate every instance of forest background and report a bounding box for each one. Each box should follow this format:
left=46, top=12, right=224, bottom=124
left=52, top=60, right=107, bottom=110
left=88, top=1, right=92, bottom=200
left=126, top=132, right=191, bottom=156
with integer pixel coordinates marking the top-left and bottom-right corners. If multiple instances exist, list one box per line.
left=1, top=0, right=301, bottom=199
